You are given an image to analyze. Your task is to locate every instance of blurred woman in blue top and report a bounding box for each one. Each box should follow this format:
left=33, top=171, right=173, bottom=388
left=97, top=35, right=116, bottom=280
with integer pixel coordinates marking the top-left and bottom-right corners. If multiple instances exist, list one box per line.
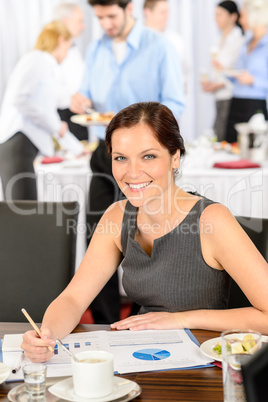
left=225, top=0, right=268, bottom=143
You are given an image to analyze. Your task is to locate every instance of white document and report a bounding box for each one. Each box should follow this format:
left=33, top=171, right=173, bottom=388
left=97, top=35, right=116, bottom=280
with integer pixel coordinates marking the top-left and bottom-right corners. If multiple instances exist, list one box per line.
left=2, top=329, right=213, bottom=381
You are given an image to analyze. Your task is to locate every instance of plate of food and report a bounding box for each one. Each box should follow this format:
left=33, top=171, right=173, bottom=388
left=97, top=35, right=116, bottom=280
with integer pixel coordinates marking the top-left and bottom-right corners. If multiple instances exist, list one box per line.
left=200, top=337, right=223, bottom=362
left=212, top=141, right=240, bottom=154
left=200, top=335, right=268, bottom=362
left=71, top=112, right=115, bottom=126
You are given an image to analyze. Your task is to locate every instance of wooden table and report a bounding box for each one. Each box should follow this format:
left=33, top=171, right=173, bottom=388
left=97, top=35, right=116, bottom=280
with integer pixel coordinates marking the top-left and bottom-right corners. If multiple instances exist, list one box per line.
left=0, top=323, right=223, bottom=401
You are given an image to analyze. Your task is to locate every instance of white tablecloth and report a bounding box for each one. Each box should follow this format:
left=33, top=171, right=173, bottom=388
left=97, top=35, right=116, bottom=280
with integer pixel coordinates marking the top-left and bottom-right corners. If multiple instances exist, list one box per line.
left=177, top=148, right=268, bottom=219
left=35, top=156, right=91, bottom=270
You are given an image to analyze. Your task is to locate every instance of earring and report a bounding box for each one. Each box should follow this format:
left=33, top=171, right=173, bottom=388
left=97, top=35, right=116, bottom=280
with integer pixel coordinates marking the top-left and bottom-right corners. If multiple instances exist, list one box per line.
left=174, top=168, right=179, bottom=178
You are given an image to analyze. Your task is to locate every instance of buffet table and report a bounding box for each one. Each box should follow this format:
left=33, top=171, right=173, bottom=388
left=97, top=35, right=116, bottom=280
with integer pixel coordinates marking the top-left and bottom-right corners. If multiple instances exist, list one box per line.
left=178, top=148, right=268, bottom=219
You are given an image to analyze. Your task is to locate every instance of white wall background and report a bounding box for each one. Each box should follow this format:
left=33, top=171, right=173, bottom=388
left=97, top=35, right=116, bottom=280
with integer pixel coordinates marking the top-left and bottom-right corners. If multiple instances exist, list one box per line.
left=0, top=0, right=244, bottom=141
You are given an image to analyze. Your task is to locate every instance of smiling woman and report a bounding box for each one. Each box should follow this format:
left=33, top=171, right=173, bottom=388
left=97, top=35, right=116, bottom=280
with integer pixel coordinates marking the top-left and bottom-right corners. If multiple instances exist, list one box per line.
left=106, top=102, right=185, bottom=209
left=21, top=102, right=268, bottom=363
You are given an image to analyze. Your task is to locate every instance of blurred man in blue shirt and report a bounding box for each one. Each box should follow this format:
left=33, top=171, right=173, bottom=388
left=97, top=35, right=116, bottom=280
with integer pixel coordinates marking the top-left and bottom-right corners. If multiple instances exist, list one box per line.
left=71, top=0, right=185, bottom=324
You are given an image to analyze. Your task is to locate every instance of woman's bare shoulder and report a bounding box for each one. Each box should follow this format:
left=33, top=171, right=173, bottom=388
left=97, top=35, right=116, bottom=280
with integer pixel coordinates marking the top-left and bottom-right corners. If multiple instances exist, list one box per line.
left=98, top=200, right=128, bottom=238
left=105, top=199, right=128, bottom=222
left=200, top=202, right=245, bottom=240
left=89, top=200, right=128, bottom=251
left=201, top=202, right=236, bottom=224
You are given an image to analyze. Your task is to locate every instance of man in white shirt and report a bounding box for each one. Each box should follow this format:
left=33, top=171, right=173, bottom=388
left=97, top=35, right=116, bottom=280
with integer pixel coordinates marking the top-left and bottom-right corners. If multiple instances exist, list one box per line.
left=54, top=3, right=88, bottom=140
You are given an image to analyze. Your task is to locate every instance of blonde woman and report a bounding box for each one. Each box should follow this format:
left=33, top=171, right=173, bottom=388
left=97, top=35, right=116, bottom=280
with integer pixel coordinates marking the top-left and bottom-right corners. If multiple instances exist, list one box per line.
left=0, top=21, right=72, bottom=200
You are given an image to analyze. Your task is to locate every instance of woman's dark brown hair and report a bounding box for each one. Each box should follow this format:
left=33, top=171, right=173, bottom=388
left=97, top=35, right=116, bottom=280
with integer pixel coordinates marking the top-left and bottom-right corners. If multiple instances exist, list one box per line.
left=105, top=102, right=185, bottom=157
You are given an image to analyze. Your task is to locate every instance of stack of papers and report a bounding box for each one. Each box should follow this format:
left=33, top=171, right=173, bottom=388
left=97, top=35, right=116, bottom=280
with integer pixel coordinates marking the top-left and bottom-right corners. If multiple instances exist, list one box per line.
left=1, top=329, right=213, bottom=381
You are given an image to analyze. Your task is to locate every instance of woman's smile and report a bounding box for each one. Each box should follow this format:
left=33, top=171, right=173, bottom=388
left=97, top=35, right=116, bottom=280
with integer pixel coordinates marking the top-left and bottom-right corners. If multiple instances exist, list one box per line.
left=126, top=180, right=153, bottom=191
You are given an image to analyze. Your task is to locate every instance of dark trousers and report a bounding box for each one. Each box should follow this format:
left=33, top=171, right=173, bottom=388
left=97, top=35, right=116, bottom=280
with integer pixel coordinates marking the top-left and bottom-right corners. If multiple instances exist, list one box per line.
left=0, top=132, right=38, bottom=200
left=86, top=140, right=124, bottom=324
left=214, top=99, right=231, bottom=142
left=225, top=98, right=268, bottom=143
left=58, top=108, right=88, bottom=141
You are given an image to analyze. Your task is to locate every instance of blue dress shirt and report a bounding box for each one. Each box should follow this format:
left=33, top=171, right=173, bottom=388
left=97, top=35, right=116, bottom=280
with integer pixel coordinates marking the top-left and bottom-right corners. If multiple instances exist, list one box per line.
left=79, top=20, right=185, bottom=140
left=232, top=33, right=268, bottom=100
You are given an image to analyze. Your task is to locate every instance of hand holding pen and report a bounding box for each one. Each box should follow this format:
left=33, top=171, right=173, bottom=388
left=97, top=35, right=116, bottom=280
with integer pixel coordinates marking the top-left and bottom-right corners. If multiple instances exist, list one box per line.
left=21, top=308, right=54, bottom=352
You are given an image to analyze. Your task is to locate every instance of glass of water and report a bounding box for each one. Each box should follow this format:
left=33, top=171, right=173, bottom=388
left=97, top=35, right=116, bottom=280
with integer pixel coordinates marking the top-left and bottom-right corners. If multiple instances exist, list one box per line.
left=22, top=363, right=47, bottom=400
left=221, top=329, right=262, bottom=402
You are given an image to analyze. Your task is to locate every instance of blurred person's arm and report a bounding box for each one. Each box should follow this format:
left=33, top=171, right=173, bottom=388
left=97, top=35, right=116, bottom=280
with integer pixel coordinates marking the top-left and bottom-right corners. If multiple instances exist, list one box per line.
left=59, top=121, right=68, bottom=137
left=70, top=43, right=95, bottom=114
left=236, top=70, right=268, bottom=90
left=70, top=92, right=92, bottom=114
left=158, top=39, right=185, bottom=120
left=202, top=81, right=225, bottom=92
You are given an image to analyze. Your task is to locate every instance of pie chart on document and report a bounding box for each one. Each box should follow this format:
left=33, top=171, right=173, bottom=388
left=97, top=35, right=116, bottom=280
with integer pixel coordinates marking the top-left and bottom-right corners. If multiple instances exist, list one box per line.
left=133, top=348, right=170, bottom=361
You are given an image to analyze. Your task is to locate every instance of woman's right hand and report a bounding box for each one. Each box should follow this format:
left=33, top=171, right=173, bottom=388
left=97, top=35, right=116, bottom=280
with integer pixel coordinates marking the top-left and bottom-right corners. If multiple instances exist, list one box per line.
left=21, top=327, right=56, bottom=362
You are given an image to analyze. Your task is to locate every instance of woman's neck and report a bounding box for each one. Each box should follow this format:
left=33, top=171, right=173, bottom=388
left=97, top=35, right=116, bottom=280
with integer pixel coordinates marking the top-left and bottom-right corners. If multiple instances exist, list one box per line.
left=138, top=187, right=190, bottom=226
left=222, top=24, right=235, bottom=38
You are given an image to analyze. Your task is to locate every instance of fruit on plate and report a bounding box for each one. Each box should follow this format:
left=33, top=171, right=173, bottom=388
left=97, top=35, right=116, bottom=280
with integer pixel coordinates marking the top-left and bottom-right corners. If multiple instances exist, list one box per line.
left=213, top=334, right=257, bottom=356
left=241, top=334, right=256, bottom=353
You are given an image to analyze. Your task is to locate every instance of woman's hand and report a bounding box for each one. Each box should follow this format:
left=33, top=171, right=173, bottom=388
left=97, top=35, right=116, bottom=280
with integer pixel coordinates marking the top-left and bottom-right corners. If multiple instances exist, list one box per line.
left=236, top=70, right=254, bottom=85
left=21, top=327, right=56, bottom=362
left=110, top=312, right=186, bottom=331
left=202, top=81, right=224, bottom=92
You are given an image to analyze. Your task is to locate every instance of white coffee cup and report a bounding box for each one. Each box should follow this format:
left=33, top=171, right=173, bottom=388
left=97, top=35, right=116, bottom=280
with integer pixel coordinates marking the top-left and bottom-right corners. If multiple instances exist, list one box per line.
left=71, top=350, right=114, bottom=398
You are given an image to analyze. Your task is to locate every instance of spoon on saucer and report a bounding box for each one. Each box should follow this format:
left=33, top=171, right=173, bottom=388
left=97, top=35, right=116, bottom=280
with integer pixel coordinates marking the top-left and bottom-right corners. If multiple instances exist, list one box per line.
left=56, top=339, right=80, bottom=363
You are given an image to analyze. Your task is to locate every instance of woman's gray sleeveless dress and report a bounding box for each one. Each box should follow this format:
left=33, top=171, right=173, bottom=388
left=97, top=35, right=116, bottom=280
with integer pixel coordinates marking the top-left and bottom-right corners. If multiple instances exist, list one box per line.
left=121, top=197, right=230, bottom=314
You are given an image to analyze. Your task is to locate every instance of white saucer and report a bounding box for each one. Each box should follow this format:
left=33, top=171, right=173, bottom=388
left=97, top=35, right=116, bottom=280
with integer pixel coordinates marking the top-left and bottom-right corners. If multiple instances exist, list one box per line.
left=200, top=337, right=222, bottom=362
left=48, top=376, right=141, bottom=402
left=8, top=382, right=58, bottom=402
left=0, top=363, right=11, bottom=384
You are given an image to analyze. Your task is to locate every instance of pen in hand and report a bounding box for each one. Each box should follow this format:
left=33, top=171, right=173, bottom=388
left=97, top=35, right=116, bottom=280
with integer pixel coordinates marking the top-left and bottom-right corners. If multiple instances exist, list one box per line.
left=12, top=351, right=24, bottom=374
left=21, top=308, right=54, bottom=352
